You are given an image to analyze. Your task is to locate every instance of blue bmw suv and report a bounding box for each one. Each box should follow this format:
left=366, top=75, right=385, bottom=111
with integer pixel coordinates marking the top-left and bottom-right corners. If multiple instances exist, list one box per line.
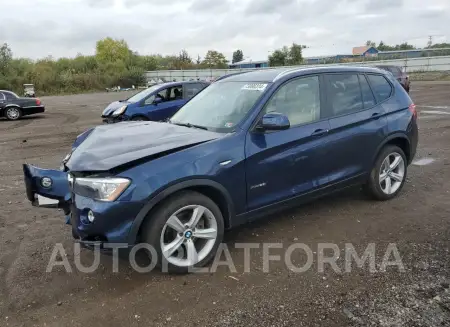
left=23, top=66, right=418, bottom=272
left=101, top=81, right=209, bottom=123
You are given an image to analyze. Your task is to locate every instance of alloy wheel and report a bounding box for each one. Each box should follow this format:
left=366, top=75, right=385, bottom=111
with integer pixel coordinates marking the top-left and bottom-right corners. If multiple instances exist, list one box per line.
left=6, top=107, right=20, bottom=120
left=160, top=205, right=218, bottom=267
left=379, top=152, right=405, bottom=195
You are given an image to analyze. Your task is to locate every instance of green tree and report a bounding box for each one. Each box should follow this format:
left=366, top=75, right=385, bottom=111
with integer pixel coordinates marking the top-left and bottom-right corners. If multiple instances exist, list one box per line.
left=427, top=42, right=450, bottom=49
left=268, top=47, right=289, bottom=67
left=0, top=43, right=13, bottom=74
left=287, top=43, right=305, bottom=65
left=269, top=43, right=305, bottom=67
left=366, top=40, right=376, bottom=47
left=95, top=37, right=131, bottom=63
left=202, top=50, right=228, bottom=68
left=232, top=49, right=244, bottom=64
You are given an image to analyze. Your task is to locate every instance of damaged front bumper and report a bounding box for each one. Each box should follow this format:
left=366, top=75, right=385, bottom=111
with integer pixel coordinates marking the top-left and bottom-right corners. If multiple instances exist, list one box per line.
left=23, top=164, right=143, bottom=249
left=23, top=164, right=71, bottom=213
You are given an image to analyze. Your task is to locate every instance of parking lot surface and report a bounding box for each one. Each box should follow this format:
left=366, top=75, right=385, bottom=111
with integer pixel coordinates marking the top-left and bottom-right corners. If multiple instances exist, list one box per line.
left=1, top=82, right=450, bottom=326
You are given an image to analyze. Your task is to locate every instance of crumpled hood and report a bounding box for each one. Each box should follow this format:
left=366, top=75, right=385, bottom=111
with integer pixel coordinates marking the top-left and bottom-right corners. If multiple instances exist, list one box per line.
left=102, top=100, right=131, bottom=116
left=66, top=121, right=221, bottom=171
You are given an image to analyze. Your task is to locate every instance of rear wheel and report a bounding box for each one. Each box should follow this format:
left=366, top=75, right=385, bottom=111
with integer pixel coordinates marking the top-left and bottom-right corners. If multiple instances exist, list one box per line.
left=365, top=145, right=407, bottom=201
left=5, top=107, right=22, bottom=121
left=141, top=191, right=224, bottom=273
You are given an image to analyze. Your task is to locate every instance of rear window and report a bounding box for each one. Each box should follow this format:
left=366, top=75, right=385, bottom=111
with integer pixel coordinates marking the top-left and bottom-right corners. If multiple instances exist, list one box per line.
left=325, top=74, right=363, bottom=116
left=367, top=74, right=393, bottom=102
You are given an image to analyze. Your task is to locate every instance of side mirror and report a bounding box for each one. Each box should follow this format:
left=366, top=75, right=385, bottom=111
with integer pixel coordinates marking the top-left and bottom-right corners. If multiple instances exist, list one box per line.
left=257, top=112, right=290, bottom=131
left=153, top=97, right=163, bottom=105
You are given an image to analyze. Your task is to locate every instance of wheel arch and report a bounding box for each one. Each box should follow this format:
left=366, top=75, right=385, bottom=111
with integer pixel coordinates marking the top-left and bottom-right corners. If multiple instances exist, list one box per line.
left=3, top=105, right=22, bottom=118
left=373, top=133, right=411, bottom=165
left=127, top=179, right=235, bottom=244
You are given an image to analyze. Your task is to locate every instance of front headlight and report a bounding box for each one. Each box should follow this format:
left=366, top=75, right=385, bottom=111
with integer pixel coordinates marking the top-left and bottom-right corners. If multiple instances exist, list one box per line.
left=112, top=105, right=127, bottom=117
left=73, top=177, right=131, bottom=201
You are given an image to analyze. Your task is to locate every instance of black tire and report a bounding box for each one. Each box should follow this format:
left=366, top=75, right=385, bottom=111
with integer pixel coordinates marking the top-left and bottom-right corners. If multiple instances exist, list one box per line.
left=365, top=145, right=408, bottom=201
left=131, top=115, right=148, bottom=121
left=140, top=191, right=225, bottom=273
left=5, top=107, right=22, bottom=121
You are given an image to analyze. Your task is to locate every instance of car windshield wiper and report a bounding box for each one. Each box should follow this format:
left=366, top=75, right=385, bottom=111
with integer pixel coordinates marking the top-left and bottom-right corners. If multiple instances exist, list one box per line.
left=171, top=121, right=208, bottom=130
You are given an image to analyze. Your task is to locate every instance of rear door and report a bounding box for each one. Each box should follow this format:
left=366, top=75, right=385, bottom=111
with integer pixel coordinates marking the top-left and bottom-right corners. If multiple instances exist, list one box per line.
left=245, top=75, right=333, bottom=210
left=322, top=73, right=388, bottom=183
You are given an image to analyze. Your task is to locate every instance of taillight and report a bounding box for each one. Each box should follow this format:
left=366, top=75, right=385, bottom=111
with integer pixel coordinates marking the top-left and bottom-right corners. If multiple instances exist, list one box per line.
left=409, top=103, right=417, bottom=119
left=36, top=98, right=41, bottom=106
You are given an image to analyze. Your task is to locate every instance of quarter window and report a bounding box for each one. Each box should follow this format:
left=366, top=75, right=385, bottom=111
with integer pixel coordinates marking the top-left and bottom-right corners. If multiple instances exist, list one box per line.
left=325, top=74, right=363, bottom=116
left=264, top=76, right=321, bottom=126
left=359, top=75, right=376, bottom=108
left=367, top=74, right=392, bottom=102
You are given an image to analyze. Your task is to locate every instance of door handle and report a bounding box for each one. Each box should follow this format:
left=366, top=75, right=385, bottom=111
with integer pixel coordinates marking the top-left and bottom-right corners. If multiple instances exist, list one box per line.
left=311, top=129, right=328, bottom=137
left=372, top=112, right=381, bottom=119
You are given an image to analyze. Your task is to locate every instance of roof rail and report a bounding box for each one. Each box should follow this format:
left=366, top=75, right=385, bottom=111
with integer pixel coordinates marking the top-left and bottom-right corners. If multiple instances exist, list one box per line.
left=273, top=67, right=307, bottom=81
left=215, top=71, right=248, bottom=82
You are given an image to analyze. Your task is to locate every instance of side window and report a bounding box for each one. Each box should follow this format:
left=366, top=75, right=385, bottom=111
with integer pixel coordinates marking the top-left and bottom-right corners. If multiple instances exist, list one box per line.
left=358, top=75, right=376, bottom=108
left=325, top=74, right=363, bottom=116
left=4, top=92, right=15, bottom=101
left=265, top=75, right=320, bottom=126
left=367, top=74, right=392, bottom=102
left=145, top=88, right=168, bottom=104
left=185, top=83, right=204, bottom=99
left=0, top=92, right=5, bottom=101
left=168, top=85, right=183, bottom=101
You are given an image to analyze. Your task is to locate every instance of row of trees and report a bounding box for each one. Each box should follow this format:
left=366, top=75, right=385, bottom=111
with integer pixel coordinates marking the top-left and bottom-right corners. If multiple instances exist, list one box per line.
left=365, top=40, right=450, bottom=51
left=2, top=37, right=450, bottom=96
left=0, top=38, right=232, bottom=95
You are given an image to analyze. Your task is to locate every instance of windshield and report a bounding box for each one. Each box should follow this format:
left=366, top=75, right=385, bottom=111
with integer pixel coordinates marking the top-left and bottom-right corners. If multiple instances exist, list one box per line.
left=170, top=81, right=268, bottom=132
left=127, top=85, right=161, bottom=103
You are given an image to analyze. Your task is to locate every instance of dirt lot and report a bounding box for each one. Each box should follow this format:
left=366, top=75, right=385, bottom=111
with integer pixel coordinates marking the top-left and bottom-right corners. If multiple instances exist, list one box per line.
left=1, top=82, right=450, bottom=327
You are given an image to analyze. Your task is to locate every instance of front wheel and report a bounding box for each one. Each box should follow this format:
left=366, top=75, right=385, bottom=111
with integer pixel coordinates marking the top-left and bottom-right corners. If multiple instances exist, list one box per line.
left=141, top=191, right=224, bottom=273
left=5, top=107, right=22, bottom=120
left=365, top=145, right=407, bottom=201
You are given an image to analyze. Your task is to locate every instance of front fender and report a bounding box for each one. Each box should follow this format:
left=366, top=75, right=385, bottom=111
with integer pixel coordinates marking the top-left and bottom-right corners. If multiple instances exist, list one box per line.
left=126, top=179, right=235, bottom=244
left=23, top=164, right=71, bottom=212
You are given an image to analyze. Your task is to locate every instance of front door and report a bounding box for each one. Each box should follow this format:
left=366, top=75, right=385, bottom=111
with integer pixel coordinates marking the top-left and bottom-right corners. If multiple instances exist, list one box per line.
left=245, top=75, right=332, bottom=211
left=146, top=85, right=186, bottom=121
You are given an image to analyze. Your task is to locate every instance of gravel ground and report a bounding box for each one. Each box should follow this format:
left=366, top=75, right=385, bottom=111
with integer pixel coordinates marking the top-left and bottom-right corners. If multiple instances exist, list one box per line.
left=0, top=82, right=449, bottom=326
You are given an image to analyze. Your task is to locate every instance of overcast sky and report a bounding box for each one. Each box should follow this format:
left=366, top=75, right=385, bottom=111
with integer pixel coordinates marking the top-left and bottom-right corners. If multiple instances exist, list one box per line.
left=0, top=0, right=449, bottom=61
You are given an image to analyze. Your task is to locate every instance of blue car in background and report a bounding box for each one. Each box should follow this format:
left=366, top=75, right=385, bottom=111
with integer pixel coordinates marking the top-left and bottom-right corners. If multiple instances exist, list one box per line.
left=101, top=81, right=209, bottom=123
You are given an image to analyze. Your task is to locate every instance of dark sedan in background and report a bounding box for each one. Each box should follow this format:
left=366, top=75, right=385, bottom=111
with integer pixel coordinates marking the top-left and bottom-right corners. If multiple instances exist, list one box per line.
left=375, top=65, right=410, bottom=93
left=0, top=90, right=45, bottom=120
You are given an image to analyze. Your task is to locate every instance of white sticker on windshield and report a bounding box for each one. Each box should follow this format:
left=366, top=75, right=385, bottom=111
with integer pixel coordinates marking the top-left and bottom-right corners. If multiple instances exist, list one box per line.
left=241, top=83, right=268, bottom=91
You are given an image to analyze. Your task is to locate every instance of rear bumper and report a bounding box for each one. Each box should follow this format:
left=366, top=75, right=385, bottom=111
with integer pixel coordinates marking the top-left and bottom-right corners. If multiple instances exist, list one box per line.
left=23, top=106, right=45, bottom=116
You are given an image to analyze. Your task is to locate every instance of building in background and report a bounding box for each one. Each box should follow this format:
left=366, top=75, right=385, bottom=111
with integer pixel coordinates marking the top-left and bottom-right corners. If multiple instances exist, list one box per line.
left=352, top=46, right=379, bottom=57
left=229, top=58, right=269, bottom=69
